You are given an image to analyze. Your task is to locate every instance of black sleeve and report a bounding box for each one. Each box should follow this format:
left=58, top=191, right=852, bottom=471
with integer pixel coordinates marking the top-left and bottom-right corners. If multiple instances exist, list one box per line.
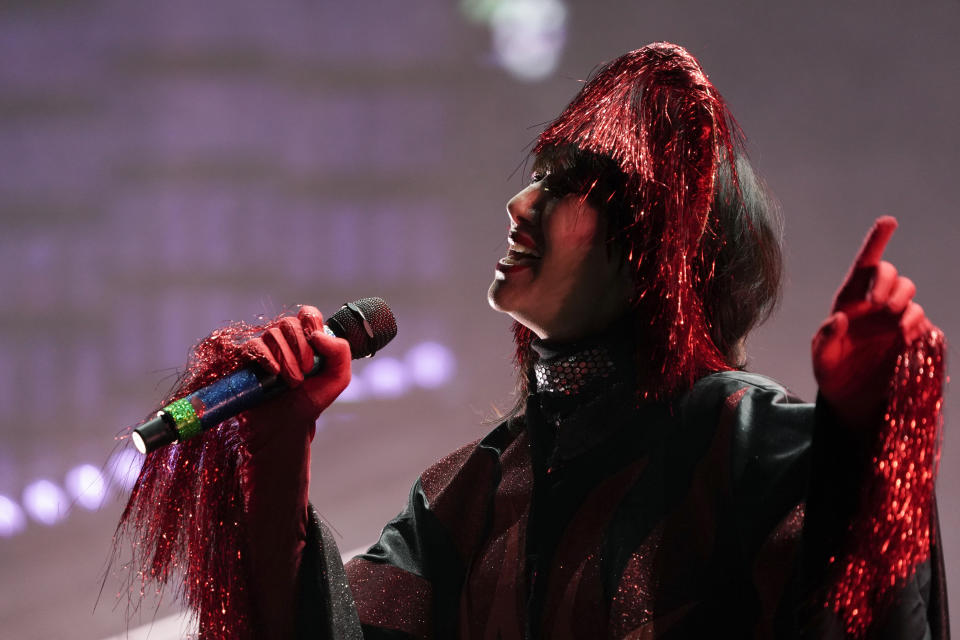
left=295, top=476, right=471, bottom=639
left=295, top=505, right=363, bottom=639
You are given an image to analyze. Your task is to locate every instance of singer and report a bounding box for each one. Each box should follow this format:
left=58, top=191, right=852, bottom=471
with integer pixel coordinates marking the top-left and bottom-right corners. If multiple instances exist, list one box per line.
left=117, top=43, right=947, bottom=638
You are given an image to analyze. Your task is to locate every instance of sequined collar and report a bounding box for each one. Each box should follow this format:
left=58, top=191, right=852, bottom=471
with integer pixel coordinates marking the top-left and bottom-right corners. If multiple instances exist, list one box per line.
left=527, top=318, right=652, bottom=468
left=530, top=318, right=637, bottom=401
left=533, top=341, right=618, bottom=396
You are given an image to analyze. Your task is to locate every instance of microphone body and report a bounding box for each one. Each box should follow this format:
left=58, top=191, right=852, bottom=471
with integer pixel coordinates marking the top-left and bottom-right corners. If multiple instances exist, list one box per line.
left=132, top=298, right=396, bottom=454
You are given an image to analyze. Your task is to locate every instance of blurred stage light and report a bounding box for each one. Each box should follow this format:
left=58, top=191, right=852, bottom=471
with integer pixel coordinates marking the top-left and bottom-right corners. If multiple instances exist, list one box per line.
left=338, top=374, right=368, bottom=403
left=364, top=357, right=410, bottom=398
left=490, top=0, right=567, bottom=81
left=65, top=464, right=107, bottom=510
left=406, top=341, right=456, bottom=389
left=22, top=479, right=68, bottom=525
left=338, top=341, right=458, bottom=402
left=0, top=495, right=26, bottom=537
left=108, top=448, right=144, bottom=491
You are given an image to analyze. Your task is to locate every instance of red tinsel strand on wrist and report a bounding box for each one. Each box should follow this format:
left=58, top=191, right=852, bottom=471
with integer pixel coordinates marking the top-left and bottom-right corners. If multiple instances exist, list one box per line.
left=113, top=318, right=279, bottom=639
left=825, top=329, right=946, bottom=636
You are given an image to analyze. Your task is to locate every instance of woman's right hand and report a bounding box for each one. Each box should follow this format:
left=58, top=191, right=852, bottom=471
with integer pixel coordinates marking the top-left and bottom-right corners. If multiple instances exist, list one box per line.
left=239, top=304, right=352, bottom=447
left=235, top=305, right=352, bottom=638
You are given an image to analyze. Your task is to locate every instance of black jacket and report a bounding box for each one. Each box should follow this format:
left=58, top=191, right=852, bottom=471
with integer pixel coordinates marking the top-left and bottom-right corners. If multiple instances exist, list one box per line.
left=297, top=371, right=948, bottom=639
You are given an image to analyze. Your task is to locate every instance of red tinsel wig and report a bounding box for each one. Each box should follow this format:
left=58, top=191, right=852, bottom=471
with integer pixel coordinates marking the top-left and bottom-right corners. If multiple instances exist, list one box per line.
left=512, top=42, right=783, bottom=402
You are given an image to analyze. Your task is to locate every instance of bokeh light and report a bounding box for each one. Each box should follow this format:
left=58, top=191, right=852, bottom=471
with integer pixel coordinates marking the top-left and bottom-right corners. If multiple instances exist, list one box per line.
left=22, top=480, right=68, bottom=526
left=0, top=495, right=26, bottom=537
left=337, top=374, right=368, bottom=403
left=405, top=341, right=457, bottom=389
left=490, top=0, right=567, bottom=81
left=65, top=464, right=107, bottom=511
left=363, top=357, right=410, bottom=398
left=108, top=448, right=144, bottom=492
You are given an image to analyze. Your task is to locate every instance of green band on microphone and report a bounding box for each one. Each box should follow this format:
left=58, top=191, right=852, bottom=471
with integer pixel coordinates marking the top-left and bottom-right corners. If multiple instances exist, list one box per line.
left=165, top=398, right=202, bottom=441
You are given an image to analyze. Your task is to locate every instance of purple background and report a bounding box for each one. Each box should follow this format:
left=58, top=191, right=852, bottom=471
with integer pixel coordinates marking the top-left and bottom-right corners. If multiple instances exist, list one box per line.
left=0, top=1, right=957, bottom=637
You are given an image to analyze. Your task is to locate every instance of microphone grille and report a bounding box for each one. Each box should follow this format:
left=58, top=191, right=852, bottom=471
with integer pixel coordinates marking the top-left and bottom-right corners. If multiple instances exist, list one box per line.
left=328, top=297, right=397, bottom=358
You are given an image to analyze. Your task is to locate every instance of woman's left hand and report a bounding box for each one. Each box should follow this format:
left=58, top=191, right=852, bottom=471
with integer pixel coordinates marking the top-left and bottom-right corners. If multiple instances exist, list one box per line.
left=812, top=216, right=934, bottom=428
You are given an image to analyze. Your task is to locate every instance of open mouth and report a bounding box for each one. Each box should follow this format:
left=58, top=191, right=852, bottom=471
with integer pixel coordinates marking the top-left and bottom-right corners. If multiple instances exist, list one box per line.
left=497, top=227, right=542, bottom=272
left=497, top=247, right=541, bottom=273
left=499, top=249, right=540, bottom=265
left=508, top=229, right=542, bottom=256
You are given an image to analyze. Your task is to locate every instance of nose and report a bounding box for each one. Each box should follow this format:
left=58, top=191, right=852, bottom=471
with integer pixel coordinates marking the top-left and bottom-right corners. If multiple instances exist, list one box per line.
left=506, top=183, right=539, bottom=228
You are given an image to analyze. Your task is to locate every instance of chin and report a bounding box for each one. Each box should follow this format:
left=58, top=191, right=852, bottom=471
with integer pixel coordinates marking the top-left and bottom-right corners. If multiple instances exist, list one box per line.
left=487, top=278, right=550, bottom=338
left=488, top=278, right=526, bottom=314
left=487, top=277, right=510, bottom=313
left=488, top=280, right=521, bottom=317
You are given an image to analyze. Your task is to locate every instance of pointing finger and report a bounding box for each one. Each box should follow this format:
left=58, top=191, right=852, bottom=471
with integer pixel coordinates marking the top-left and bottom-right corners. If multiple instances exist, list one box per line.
left=852, top=215, right=898, bottom=269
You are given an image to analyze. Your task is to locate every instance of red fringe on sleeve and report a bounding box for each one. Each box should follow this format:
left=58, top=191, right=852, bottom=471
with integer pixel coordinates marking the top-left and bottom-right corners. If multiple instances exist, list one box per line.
left=825, top=329, right=946, bottom=636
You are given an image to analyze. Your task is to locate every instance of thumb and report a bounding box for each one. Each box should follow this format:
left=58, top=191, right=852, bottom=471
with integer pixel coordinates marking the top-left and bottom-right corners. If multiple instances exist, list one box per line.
left=813, top=311, right=849, bottom=372
left=821, top=310, right=849, bottom=340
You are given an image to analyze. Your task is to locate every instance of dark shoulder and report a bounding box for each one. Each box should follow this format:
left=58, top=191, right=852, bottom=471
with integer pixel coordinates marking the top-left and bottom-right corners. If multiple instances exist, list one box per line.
left=680, top=369, right=814, bottom=435
left=675, top=370, right=808, bottom=427
left=683, top=370, right=804, bottom=407
left=681, top=371, right=815, bottom=516
left=418, top=416, right=523, bottom=504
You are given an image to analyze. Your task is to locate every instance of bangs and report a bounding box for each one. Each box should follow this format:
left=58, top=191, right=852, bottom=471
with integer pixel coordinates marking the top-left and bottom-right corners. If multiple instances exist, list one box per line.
left=531, top=144, right=636, bottom=251
left=530, top=144, right=622, bottom=182
left=531, top=144, right=630, bottom=205
left=530, top=144, right=578, bottom=176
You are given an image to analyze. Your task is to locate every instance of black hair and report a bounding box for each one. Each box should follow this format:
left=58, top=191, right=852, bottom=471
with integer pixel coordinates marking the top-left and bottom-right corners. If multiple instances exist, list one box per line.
left=704, top=150, right=783, bottom=366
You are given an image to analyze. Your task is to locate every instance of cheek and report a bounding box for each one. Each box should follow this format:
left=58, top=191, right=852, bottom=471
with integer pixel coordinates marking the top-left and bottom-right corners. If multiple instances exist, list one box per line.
left=542, top=198, right=614, bottom=282
left=551, top=210, right=602, bottom=258
left=544, top=234, right=598, bottom=281
left=557, top=207, right=599, bottom=241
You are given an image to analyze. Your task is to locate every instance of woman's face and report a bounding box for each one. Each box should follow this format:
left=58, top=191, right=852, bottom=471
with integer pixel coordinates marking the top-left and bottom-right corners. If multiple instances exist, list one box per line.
left=487, top=175, right=634, bottom=342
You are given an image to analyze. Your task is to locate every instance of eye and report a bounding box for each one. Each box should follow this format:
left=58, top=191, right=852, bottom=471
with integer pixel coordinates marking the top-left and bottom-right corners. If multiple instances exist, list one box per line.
left=530, top=170, right=549, bottom=184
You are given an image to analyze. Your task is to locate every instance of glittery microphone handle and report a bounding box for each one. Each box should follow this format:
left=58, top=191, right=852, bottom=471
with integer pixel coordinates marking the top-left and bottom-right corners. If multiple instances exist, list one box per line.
left=134, top=357, right=296, bottom=453
left=825, top=329, right=946, bottom=636
left=132, top=297, right=397, bottom=453
left=167, top=368, right=269, bottom=438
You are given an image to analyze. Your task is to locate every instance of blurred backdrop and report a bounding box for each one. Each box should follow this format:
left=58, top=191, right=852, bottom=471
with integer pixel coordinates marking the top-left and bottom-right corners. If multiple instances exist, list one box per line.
left=0, top=1, right=957, bottom=637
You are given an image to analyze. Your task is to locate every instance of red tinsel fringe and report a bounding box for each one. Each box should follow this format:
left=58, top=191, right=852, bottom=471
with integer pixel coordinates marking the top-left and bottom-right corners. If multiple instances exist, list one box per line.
left=114, top=318, right=275, bottom=639
left=825, top=329, right=946, bottom=636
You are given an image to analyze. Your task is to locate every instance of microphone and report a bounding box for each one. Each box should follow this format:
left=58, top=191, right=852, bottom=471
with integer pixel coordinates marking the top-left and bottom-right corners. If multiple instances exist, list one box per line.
left=131, top=297, right=397, bottom=454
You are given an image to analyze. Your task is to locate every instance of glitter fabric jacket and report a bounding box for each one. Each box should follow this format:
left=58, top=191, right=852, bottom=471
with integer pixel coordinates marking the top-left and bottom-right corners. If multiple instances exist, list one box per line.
left=295, top=366, right=949, bottom=639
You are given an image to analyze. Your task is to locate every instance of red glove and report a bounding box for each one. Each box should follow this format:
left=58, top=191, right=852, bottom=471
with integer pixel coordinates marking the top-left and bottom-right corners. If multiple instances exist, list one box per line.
left=241, top=304, right=353, bottom=441
left=236, top=305, right=352, bottom=638
left=812, top=216, right=933, bottom=429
